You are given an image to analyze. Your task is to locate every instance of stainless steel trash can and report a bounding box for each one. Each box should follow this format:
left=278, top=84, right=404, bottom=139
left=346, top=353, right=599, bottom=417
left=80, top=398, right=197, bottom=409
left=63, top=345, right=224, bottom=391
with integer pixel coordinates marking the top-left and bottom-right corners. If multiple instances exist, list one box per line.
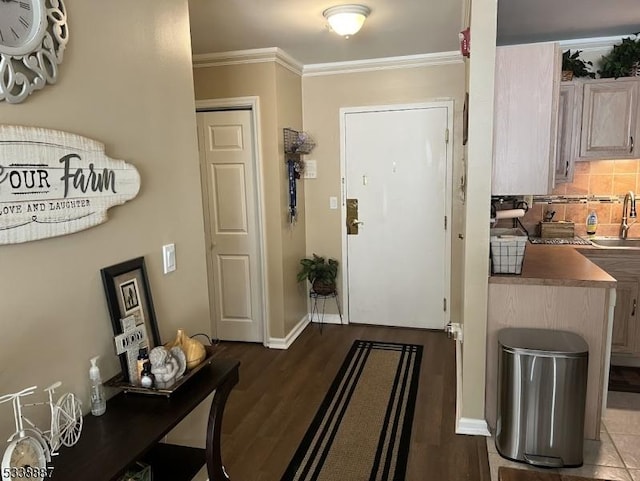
left=495, top=328, right=588, bottom=468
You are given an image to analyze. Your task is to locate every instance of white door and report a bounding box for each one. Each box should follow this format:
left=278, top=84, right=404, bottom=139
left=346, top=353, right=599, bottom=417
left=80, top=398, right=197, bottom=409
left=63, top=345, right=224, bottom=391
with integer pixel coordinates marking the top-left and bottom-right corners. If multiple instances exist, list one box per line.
left=197, top=110, right=264, bottom=342
left=343, top=104, right=451, bottom=329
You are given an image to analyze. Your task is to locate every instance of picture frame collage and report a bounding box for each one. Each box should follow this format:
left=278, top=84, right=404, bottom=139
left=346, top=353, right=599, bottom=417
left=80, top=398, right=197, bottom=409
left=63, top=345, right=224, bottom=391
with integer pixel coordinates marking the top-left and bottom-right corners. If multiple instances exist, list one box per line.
left=100, top=257, right=161, bottom=383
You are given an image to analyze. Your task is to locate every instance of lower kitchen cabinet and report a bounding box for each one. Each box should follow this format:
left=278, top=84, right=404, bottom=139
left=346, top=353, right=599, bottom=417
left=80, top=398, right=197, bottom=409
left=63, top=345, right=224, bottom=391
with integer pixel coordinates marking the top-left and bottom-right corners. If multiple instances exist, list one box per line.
left=580, top=251, right=640, bottom=358
left=610, top=279, right=639, bottom=354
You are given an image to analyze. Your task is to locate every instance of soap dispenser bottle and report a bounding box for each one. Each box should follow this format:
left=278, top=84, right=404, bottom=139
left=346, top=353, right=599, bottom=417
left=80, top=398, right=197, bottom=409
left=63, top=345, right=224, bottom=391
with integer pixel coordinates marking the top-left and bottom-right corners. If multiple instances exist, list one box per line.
left=89, top=356, right=106, bottom=416
left=586, top=210, right=598, bottom=236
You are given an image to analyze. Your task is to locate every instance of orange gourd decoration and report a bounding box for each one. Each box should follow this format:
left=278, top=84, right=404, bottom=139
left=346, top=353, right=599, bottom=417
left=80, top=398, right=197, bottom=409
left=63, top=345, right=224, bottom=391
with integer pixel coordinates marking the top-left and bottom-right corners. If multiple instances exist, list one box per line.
left=165, top=329, right=206, bottom=370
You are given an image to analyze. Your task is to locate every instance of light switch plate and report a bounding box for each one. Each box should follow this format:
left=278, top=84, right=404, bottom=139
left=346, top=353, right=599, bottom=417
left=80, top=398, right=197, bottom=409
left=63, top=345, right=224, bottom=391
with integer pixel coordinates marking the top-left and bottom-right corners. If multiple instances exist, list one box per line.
left=163, top=243, right=176, bottom=274
left=303, top=160, right=317, bottom=179
left=329, top=196, right=338, bottom=209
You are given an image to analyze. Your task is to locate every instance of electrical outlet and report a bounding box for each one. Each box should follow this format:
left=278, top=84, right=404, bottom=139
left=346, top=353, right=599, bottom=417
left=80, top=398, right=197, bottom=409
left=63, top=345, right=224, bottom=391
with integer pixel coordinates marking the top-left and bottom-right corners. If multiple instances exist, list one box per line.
left=163, top=244, right=176, bottom=274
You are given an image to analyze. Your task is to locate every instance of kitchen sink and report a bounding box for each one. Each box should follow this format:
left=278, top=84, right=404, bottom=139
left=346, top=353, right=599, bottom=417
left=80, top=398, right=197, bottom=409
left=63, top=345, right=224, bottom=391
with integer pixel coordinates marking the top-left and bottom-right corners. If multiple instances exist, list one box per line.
left=589, top=237, right=640, bottom=248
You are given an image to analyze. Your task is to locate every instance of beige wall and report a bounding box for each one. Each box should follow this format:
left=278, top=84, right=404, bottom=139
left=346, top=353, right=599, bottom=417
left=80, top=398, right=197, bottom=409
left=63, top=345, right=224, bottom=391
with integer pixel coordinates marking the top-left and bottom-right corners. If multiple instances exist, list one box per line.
left=301, top=65, right=466, bottom=321
left=276, top=67, right=309, bottom=335
left=0, top=0, right=208, bottom=443
left=192, top=62, right=307, bottom=339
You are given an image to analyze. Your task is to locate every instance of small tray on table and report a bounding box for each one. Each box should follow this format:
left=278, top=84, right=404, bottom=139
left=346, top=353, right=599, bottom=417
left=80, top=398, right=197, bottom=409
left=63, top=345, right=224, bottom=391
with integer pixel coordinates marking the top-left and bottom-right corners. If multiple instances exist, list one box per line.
left=106, top=346, right=215, bottom=397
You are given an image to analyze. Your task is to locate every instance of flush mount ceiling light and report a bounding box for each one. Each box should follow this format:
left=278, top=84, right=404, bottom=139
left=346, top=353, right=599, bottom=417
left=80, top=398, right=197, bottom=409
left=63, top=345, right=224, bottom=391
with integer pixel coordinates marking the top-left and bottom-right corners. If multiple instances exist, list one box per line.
left=323, top=4, right=371, bottom=38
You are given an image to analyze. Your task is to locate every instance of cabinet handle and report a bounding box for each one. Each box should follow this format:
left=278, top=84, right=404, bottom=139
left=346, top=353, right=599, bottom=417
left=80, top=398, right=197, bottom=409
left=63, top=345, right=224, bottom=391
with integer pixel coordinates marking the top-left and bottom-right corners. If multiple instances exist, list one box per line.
left=631, top=136, right=635, bottom=154
left=565, top=160, right=569, bottom=177
left=633, top=299, right=637, bottom=317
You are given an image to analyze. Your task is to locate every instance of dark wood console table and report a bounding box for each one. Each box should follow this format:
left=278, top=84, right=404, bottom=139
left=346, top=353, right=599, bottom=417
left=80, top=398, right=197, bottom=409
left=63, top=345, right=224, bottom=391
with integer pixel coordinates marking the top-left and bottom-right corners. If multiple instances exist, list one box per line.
left=49, top=358, right=239, bottom=481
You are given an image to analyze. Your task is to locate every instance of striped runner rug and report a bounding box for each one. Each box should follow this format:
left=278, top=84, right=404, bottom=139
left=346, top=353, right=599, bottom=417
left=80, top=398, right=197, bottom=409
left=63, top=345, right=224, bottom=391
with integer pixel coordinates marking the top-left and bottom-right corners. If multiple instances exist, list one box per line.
left=281, top=340, right=423, bottom=481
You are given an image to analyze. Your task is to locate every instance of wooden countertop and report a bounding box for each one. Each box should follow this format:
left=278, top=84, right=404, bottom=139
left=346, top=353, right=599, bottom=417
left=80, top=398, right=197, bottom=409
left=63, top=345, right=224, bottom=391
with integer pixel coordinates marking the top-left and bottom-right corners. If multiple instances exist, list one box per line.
left=490, top=243, right=616, bottom=288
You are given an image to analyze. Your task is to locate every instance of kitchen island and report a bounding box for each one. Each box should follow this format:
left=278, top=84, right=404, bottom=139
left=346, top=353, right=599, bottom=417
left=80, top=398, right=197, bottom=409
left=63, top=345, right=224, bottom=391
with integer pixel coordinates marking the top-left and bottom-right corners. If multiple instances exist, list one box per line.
left=487, top=244, right=616, bottom=440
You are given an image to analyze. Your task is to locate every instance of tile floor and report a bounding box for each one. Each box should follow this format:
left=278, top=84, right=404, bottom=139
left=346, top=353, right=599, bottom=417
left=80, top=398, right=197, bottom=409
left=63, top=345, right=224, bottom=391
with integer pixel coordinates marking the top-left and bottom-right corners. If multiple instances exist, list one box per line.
left=488, top=391, right=640, bottom=481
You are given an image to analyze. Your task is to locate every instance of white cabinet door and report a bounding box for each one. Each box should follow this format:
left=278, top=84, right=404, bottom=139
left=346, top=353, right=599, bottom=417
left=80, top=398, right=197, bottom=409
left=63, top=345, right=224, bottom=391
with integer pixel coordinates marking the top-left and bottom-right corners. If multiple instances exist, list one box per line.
left=492, top=42, right=560, bottom=195
left=579, top=78, right=639, bottom=160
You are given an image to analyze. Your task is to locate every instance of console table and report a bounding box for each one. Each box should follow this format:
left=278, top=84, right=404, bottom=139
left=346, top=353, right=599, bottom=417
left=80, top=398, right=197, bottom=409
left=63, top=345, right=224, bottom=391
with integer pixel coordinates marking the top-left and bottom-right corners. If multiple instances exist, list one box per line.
left=49, top=358, right=239, bottom=481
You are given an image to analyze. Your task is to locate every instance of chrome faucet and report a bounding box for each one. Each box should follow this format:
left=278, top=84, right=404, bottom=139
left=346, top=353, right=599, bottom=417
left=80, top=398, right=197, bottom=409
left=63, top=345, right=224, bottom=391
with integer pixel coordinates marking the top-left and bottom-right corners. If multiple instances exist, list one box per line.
left=620, top=191, right=637, bottom=239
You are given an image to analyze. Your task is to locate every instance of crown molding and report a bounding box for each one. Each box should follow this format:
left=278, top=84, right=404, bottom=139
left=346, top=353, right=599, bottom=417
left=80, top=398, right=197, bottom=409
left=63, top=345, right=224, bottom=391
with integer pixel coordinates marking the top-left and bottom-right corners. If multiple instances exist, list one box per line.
left=558, top=34, right=635, bottom=52
left=192, top=47, right=303, bottom=76
left=192, top=48, right=463, bottom=78
left=303, top=51, right=463, bottom=77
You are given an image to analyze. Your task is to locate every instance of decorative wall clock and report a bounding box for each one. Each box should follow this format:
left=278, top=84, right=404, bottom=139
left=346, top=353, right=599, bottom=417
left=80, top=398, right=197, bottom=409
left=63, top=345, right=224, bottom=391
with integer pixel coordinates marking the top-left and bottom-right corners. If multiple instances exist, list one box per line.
left=0, top=0, right=69, bottom=104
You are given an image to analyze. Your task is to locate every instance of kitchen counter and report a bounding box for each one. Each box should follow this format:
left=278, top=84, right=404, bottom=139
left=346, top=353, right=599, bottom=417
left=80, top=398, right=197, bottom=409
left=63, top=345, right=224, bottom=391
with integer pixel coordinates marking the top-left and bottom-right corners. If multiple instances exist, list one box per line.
left=490, top=243, right=616, bottom=288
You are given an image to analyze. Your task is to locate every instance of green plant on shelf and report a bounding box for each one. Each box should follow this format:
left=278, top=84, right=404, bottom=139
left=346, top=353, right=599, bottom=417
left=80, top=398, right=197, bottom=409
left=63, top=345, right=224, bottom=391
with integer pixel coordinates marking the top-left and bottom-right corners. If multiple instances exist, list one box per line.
left=598, top=35, right=640, bottom=78
left=562, top=49, right=595, bottom=79
left=297, top=254, right=338, bottom=295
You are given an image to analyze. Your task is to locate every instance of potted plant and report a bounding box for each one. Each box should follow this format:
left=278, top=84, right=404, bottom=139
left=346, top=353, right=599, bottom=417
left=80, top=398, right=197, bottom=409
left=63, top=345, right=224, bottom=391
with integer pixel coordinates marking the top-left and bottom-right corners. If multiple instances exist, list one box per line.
left=561, top=50, right=595, bottom=80
left=598, top=36, right=640, bottom=78
left=297, top=254, right=339, bottom=295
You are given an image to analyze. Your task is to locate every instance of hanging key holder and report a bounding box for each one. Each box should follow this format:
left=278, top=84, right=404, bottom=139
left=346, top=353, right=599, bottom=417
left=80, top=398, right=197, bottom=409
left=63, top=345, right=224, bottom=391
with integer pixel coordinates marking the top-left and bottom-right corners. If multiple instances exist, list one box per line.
left=283, top=128, right=315, bottom=224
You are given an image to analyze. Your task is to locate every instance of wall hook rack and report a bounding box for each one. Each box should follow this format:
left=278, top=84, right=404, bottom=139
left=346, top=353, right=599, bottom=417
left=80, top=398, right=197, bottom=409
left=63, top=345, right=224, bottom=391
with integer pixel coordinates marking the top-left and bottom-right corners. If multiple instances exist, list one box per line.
left=283, top=128, right=316, bottom=223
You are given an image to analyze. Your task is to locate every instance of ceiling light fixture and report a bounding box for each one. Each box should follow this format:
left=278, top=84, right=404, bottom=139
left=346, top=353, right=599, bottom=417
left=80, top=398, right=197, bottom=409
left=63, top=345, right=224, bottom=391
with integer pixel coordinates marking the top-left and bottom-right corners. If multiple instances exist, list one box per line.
left=323, top=4, right=371, bottom=38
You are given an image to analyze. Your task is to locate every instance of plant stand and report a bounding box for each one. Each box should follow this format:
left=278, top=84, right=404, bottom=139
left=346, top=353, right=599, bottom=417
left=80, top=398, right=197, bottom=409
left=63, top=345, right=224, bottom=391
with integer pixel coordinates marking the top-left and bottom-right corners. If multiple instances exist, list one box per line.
left=309, top=290, right=343, bottom=333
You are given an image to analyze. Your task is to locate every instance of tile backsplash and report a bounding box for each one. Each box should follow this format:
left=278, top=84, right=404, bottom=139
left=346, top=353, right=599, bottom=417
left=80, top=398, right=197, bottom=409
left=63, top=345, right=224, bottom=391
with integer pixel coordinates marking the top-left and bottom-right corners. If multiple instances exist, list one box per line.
left=509, top=159, right=640, bottom=237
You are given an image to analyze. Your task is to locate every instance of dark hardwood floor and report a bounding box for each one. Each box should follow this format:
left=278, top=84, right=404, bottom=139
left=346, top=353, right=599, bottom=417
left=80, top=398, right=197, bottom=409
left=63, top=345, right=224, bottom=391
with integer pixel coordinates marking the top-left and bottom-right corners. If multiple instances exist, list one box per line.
left=211, top=323, right=491, bottom=481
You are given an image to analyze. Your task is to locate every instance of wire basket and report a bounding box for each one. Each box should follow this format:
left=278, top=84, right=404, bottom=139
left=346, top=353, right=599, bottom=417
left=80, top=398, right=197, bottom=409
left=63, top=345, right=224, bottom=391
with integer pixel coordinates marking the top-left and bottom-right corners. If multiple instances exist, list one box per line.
left=283, top=128, right=315, bottom=155
left=490, top=228, right=527, bottom=275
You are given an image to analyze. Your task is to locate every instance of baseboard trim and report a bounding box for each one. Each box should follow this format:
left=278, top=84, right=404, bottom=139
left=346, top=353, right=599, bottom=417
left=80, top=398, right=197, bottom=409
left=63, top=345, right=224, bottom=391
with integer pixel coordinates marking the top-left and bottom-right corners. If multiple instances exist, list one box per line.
left=456, top=417, right=491, bottom=437
left=309, top=313, right=343, bottom=325
left=267, top=315, right=310, bottom=349
left=455, top=337, right=463, bottom=429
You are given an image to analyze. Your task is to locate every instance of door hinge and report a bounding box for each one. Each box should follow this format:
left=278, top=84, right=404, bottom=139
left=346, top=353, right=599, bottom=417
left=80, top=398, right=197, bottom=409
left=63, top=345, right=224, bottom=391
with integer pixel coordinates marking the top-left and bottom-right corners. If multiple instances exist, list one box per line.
left=445, top=128, right=450, bottom=144
left=443, top=298, right=447, bottom=312
left=444, top=215, right=448, bottom=230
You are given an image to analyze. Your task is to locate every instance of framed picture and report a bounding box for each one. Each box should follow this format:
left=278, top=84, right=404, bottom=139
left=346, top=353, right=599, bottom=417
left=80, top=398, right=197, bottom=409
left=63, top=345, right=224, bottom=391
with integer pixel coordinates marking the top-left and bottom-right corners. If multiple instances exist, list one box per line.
left=100, top=257, right=161, bottom=382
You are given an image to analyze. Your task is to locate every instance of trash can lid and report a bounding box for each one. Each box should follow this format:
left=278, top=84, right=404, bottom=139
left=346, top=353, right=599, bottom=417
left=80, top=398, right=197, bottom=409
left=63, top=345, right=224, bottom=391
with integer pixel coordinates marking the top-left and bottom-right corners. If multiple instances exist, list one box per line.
left=497, top=328, right=588, bottom=356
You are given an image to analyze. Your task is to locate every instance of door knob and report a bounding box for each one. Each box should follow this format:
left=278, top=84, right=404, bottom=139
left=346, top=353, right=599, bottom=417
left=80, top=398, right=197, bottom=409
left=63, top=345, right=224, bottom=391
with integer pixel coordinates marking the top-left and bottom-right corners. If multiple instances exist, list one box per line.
left=351, top=219, right=364, bottom=226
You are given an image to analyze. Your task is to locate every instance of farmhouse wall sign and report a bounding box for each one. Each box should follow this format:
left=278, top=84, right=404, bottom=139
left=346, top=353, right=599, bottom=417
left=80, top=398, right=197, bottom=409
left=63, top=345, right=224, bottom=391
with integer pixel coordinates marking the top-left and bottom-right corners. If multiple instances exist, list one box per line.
left=0, top=125, right=140, bottom=244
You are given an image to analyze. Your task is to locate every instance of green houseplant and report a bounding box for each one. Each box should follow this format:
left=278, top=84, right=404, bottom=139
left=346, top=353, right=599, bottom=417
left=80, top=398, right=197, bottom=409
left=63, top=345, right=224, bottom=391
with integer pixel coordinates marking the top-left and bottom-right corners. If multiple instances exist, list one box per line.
left=598, top=36, right=640, bottom=78
left=297, top=254, right=339, bottom=295
left=561, top=50, right=595, bottom=79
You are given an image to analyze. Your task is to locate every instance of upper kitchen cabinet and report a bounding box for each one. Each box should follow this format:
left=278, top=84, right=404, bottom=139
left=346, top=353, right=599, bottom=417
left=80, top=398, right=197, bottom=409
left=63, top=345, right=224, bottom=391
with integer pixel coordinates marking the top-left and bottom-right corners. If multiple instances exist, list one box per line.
left=492, top=43, right=561, bottom=195
left=579, top=77, right=639, bottom=160
left=554, top=82, right=582, bottom=183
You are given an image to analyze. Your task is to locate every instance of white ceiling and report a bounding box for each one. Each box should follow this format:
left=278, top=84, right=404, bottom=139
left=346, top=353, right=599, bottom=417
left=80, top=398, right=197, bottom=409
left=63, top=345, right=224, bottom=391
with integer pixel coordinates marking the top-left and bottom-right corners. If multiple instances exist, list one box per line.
left=188, top=0, right=640, bottom=65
